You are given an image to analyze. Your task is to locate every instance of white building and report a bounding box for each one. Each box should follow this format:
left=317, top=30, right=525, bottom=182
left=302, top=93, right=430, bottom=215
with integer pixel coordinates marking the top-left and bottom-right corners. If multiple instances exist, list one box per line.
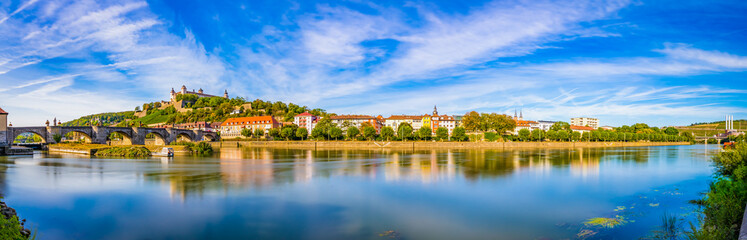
left=384, top=115, right=424, bottom=131
left=294, top=112, right=321, bottom=134
left=330, top=115, right=383, bottom=133
left=571, top=117, right=599, bottom=129
left=537, top=120, right=556, bottom=131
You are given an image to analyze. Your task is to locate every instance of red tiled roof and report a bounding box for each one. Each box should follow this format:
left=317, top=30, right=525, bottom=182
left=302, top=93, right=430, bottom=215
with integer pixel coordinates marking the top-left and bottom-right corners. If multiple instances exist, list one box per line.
left=221, top=116, right=277, bottom=126
left=385, top=115, right=423, bottom=120
left=295, top=112, right=314, bottom=117
left=0, top=107, right=6, bottom=114
left=570, top=125, right=595, bottom=131
left=330, top=115, right=375, bottom=120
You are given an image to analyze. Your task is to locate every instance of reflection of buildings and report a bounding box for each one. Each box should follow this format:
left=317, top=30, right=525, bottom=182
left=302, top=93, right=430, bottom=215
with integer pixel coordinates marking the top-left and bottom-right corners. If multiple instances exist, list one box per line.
left=569, top=148, right=601, bottom=179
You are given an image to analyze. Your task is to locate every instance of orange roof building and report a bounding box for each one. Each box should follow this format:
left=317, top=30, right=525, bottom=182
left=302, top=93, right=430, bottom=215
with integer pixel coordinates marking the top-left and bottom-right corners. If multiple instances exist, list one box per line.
left=219, top=116, right=281, bottom=138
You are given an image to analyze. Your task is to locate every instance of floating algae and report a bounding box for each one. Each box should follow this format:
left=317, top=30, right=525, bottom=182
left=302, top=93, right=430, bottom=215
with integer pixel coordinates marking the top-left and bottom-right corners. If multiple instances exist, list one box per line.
left=649, top=203, right=660, bottom=207
left=584, top=215, right=628, bottom=228
left=577, top=229, right=597, bottom=239
left=379, top=230, right=401, bottom=239
left=614, top=206, right=626, bottom=211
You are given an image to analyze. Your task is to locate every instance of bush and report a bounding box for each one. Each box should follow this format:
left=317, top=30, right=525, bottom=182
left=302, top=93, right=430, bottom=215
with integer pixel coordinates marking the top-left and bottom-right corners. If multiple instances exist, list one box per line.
left=484, top=132, right=498, bottom=142
left=194, top=142, right=213, bottom=155
left=95, top=146, right=151, bottom=157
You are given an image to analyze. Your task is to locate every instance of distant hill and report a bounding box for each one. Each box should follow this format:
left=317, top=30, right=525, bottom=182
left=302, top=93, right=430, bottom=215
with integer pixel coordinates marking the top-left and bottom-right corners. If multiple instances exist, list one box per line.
left=677, top=119, right=746, bottom=137
left=62, top=96, right=329, bottom=127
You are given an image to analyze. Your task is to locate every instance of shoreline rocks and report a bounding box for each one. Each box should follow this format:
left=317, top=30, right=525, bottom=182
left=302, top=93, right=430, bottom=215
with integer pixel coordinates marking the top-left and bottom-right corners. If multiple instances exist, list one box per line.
left=1, top=201, right=30, bottom=238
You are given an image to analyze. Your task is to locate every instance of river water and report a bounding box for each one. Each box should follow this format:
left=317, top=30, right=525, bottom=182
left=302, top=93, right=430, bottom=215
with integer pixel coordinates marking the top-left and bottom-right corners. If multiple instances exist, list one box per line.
left=0, top=145, right=717, bottom=239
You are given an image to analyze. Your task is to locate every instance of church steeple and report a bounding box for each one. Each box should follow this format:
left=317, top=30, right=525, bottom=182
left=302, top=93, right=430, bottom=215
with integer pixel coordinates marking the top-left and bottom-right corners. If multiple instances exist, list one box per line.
left=433, top=105, right=438, bottom=116
left=224, top=89, right=228, bottom=98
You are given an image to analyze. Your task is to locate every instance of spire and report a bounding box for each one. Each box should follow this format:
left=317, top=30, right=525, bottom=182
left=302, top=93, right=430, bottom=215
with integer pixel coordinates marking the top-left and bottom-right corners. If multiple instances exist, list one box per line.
left=224, top=89, right=228, bottom=98
left=520, top=109, right=523, bottom=120
left=433, top=105, right=438, bottom=116
left=514, top=108, right=517, bottom=119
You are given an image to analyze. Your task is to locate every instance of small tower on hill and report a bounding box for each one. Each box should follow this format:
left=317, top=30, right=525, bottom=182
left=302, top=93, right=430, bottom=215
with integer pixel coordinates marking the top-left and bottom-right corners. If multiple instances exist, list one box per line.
left=224, top=89, right=228, bottom=98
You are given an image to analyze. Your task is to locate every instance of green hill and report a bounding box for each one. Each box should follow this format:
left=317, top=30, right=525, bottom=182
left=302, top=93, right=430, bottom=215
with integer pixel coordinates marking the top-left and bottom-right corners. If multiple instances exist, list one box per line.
left=62, top=96, right=329, bottom=127
left=677, top=120, right=746, bottom=137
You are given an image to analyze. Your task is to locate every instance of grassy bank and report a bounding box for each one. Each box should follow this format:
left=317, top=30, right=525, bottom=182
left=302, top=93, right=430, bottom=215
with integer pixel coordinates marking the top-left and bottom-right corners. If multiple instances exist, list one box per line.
left=94, top=146, right=151, bottom=157
left=689, top=142, right=747, bottom=239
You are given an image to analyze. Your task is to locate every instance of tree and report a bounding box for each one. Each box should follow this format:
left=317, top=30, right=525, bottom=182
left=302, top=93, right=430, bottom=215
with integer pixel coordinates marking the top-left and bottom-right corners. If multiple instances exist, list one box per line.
left=281, top=126, right=296, bottom=140
left=550, top=121, right=571, bottom=131
left=664, top=127, right=679, bottom=135
left=632, top=123, right=650, bottom=133
left=571, top=131, right=581, bottom=141
left=380, top=126, right=395, bottom=141
left=462, top=111, right=482, bottom=131
left=452, top=127, right=467, bottom=141
left=557, top=130, right=569, bottom=141
left=546, top=130, right=557, bottom=141
left=518, top=129, right=530, bottom=141
left=241, top=128, right=252, bottom=138
left=329, top=127, right=343, bottom=140
left=362, top=126, right=377, bottom=140
left=296, top=128, right=308, bottom=140
left=269, top=128, right=281, bottom=139
left=416, top=127, right=432, bottom=140
left=135, top=106, right=141, bottom=112
left=530, top=129, right=544, bottom=142
left=436, top=127, right=449, bottom=141
left=346, top=126, right=360, bottom=140
left=489, top=113, right=516, bottom=134
left=397, top=123, right=413, bottom=140
left=254, top=129, right=265, bottom=139
left=311, top=127, right=326, bottom=140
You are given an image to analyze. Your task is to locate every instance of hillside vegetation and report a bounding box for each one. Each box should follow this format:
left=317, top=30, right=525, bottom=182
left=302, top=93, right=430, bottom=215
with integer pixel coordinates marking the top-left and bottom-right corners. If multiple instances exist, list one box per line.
left=677, top=119, right=746, bottom=137
left=62, top=95, right=329, bottom=127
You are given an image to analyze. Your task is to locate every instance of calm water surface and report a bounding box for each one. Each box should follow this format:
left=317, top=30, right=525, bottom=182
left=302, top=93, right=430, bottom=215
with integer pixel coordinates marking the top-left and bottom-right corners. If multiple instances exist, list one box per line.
left=0, top=145, right=717, bottom=239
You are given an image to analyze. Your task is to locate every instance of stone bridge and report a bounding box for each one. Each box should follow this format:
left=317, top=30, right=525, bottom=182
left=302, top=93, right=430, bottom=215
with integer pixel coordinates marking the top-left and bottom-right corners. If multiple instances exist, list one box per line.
left=4, top=126, right=219, bottom=145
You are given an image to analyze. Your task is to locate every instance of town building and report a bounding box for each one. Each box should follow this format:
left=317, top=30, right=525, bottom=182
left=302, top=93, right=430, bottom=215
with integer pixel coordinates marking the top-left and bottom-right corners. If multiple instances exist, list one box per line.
left=570, top=125, right=595, bottom=133
left=170, top=85, right=228, bottom=102
left=600, top=126, right=615, bottom=131
left=330, top=115, right=382, bottom=133
left=219, top=116, right=281, bottom=138
left=571, top=117, right=599, bottom=129
left=429, top=106, right=456, bottom=134
left=537, top=120, right=556, bottom=131
left=294, top=112, right=321, bottom=134
left=384, top=115, right=424, bottom=131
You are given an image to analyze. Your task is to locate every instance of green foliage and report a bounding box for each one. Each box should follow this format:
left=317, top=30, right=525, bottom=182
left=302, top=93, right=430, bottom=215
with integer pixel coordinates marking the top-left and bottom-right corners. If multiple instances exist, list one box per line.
left=194, top=142, right=214, bottom=154
left=530, top=129, right=544, bottom=142
left=396, top=123, right=413, bottom=140
left=95, top=146, right=151, bottom=157
left=550, top=121, right=571, bottom=131
left=461, top=111, right=516, bottom=133
left=483, top=132, right=498, bottom=142
left=690, top=143, right=747, bottom=239
left=62, top=111, right=136, bottom=126
left=416, top=127, right=431, bottom=141
left=269, top=128, right=281, bottom=139
left=254, top=129, right=265, bottom=139
left=241, top=128, right=252, bottom=138
left=346, top=126, right=360, bottom=140
left=280, top=125, right=299, bottom=140
left=52, top=134, right=62, bottom=143
left=518, top=129, right=530, bottom=141
left=329, top=127, right=343, bottom=140
left=362, top=126, right=377, bottom=141
left=452, top=127, right=467, bottom=141
left=435, top=127, right=448, bottom=141
left=380, top=126, right=395, bottom=141
left=296, top=128, right=308, bottom=140
left=175, top=93, right=199, bottom=102
left=0, top=213, right=28, bottom=240
left=664, top=127, right=679, bottom=135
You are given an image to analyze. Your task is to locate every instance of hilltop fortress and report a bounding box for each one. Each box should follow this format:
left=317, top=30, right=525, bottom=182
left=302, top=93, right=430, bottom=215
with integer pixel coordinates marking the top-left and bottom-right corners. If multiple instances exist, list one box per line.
left=170, top=85, right=228, bottom=102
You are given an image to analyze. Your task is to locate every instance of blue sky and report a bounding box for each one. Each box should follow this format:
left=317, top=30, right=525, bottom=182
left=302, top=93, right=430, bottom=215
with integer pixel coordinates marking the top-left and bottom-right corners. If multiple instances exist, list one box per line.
left=1, top=0, right=746, bottom=127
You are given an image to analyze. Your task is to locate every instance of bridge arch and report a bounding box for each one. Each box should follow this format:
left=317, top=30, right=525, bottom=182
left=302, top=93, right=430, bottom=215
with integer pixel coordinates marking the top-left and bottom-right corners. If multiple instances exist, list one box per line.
left=60, top=128, right=94, bottom=143
left=107, top=130, right=133, bottom=145
left=202, top=133, right=218, bottom=142
left=11, top=130, right=47, bottom=144
left=175, top=133, right=193, bottom=142
left=145, top=132, right=167, bottom=146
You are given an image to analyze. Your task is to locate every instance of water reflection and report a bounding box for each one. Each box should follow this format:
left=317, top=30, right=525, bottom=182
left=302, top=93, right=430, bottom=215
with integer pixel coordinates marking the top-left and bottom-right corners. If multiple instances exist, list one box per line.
left=138, top=147, right=662, bottom=199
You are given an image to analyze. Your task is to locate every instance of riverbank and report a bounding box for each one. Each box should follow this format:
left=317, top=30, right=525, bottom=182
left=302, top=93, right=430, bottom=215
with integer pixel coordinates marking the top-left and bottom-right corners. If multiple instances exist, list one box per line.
left=0, top=200, right=31, bottom=239
left=209, top=140, right=691, bottom=149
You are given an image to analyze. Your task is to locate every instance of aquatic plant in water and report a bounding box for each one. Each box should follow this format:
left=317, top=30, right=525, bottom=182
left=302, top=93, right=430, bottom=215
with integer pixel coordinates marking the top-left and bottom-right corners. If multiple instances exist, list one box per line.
left=584, top=215, right=628, bottom=228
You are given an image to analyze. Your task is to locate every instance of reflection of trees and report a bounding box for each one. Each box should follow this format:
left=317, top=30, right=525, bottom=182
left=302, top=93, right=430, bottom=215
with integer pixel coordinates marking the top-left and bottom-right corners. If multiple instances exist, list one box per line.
left=0, top=159, right=8, bottom=197
left=144, top=146, right=652, bottom=199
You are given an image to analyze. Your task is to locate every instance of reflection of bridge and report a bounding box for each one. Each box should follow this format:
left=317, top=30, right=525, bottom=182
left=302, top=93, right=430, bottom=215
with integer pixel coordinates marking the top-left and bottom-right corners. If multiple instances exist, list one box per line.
left=5, top=126, right=219, bottom=145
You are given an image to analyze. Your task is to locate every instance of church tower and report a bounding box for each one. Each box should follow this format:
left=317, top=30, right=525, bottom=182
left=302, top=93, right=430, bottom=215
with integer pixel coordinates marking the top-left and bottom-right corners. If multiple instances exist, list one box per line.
left=224, top=89, right=228, bottom=98
left=433, top=105, right=438, bottom=116
left=181, top=85, right=187, bottom=94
